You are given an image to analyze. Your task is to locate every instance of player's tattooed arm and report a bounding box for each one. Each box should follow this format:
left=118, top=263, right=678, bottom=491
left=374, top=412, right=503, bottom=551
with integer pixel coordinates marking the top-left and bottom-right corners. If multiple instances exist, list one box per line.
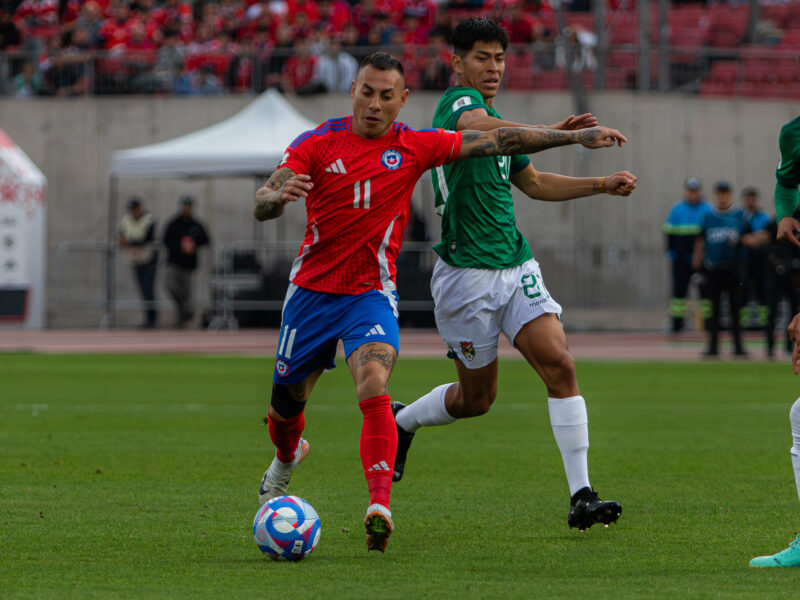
left=456, top=126, right=627, bottom=160
left=253, top=167, right=313, bottom=221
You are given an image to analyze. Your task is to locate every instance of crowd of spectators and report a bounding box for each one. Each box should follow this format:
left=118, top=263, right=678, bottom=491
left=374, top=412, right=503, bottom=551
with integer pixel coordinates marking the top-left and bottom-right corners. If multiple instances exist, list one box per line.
left=0, top=0, right=634, bottom=95
left=0, top=0, right=797, bottom=96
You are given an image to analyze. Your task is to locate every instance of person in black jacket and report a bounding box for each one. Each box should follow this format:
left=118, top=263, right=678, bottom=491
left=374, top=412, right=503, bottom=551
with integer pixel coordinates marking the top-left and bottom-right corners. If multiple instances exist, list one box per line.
left=162, top=195, right=210, bottom=327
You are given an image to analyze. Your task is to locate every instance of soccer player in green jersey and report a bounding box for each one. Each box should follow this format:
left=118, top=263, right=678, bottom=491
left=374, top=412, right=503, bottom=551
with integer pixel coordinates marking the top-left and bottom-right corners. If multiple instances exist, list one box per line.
left=391, top=18, right=637, bottom=531
left=750, top=113, right=800, bottom=567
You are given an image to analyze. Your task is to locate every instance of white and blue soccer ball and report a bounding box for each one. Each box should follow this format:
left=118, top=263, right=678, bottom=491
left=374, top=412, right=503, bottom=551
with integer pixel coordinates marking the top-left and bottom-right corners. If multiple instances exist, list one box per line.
left=253, top=495, right=321, bottom=561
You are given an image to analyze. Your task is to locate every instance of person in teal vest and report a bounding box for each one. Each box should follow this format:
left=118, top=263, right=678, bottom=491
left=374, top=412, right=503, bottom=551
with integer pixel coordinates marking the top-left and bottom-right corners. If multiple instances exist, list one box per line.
left=663, top=177, right=713, bottom=332
left=692, top=181, right=750, bottom=357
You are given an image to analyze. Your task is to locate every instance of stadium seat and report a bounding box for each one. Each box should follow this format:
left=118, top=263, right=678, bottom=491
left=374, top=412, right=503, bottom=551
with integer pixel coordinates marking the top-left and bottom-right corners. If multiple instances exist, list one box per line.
left=699, top=79, right=736, bottom=97
left=607, top=12, right=638, bottom=45
left=780, top=29, right=800, bottom=50
left=504, top=51, right=534, bottom=90
left=706, top=60, right=738, bottom=84
left=706, top=4, right=749, bottom=48
left=669, top=29, right=706, bottom=64
left=759, top=4, right=791, bottom=27
left=566, top=13, right=594, bottom=33
left=534, top=69, right=568, bottom=90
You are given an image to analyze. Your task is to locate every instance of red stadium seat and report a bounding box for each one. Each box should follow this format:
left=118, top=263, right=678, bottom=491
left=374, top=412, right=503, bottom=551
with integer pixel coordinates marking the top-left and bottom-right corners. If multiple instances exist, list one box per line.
left=504, top=51, right=534, bottom=90
left=780, top=29, right=800, bottom=50
left=669, top=29, right=705, bottom=63
left=706, top=4, right=749, bottom=48
left=607, top=12, right=638, bottom=45
left=699, top=79, right=736, bottom=97
left=759, top=4, right=791, bottom=27
left=706, top=60, right=738, bottom=84
left=533, top=69, right=568, bottom=90
left=566, top=13, right=594, bottom=33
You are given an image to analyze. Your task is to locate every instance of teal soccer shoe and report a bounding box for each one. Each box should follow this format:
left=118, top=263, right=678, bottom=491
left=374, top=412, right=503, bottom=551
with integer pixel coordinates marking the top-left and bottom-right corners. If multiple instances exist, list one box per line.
left=750, top=534, right=800, bottom=567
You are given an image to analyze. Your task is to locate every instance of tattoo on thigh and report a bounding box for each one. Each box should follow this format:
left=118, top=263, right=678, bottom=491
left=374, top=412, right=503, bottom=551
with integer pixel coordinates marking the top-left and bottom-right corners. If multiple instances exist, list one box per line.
left=356, top=345, right=395, bottom=370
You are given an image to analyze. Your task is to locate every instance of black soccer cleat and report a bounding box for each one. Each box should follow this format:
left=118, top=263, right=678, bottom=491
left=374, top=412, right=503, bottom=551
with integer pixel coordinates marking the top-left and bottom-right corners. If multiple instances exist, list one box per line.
left=567, top=486, right=622, bottom=531
left=391, top=401, right=415, bottom=482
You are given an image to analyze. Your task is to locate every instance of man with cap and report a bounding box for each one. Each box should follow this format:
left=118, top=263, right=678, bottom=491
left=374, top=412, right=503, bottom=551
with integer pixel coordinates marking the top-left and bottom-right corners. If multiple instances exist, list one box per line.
left=118, top=197, right=158, bottom=328
left=663, top=177, right=713, bottom=333
left=162, top=195, right=211, bottom=328
left=692, top=180, right=754, bottom=357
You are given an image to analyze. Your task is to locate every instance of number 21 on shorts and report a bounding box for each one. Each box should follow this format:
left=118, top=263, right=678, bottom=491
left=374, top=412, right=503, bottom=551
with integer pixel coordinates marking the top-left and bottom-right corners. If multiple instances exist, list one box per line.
left=521, top=272, right=550, bottom=300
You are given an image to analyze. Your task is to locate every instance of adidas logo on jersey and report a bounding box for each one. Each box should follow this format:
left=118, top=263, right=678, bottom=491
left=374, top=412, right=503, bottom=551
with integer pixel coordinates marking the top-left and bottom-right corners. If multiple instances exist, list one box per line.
left=325, top=159, right=347, bottom=174
left=368, top=460, right=391, bottom=472
left=365, top=324, right=386, bottom=337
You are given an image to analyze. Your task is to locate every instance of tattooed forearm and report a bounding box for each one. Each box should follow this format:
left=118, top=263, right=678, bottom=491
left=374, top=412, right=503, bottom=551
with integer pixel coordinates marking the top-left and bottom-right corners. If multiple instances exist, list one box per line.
left=461, top=131, right=500, bottom=157
left=254, top=198, right=284, bottom=221
left=356, top=344, right=396, bottom=371
left=266, top=168, right=293, bottom=191
left=576, top=128, right=606, bottom=147
left=461, top=128, right=576, bottom=159
left=254, top=168, right=294, bottom=221
left=495, top=128, right=576, bottom=155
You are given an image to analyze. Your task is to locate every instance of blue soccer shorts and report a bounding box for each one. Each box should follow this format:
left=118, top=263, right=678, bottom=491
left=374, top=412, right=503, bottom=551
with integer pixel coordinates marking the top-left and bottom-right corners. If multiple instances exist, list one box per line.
left=272, top=284, right=400, bottom=385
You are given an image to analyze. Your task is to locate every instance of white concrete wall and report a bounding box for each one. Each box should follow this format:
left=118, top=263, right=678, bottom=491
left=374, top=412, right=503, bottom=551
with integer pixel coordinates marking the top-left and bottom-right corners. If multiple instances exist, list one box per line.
left=1, top=91, right=795, bottom=329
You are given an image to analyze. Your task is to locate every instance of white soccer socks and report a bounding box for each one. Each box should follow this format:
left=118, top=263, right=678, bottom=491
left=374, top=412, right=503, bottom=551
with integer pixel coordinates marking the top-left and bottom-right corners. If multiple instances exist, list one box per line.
left=789, top=398, right=800, bottom=504
left=548, top=395, right=591, bottom=496
left=395, top=383, right=457, bottom=433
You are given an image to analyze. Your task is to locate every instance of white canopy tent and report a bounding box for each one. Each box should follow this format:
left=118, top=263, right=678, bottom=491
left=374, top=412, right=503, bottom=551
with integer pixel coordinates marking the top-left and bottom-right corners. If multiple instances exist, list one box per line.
left=106, top=89, right=319, bottom=325
left=110, top=89, right=318, bottom=179
left=0, top=129, right=47, bottom=328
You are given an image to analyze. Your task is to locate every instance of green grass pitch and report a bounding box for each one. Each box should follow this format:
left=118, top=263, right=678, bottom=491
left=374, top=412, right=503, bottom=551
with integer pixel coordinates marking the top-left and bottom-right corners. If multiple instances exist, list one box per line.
left=3, top=353, right=800, bottom=598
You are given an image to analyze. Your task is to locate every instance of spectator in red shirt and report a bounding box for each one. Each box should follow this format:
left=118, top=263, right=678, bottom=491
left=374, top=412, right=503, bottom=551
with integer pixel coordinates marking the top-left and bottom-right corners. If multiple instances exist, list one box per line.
left=400, top=0, right=434, bottom=29
left=97, top=3, right=138, bottom=50
left=399, top=14, right=428, bottom=46
left=503, top=1, right=543, bottom=45
left=317, top=0, right=349, bottom=36
left=286, top=0, right=318, bottom=24
left=352, top=0, right=379, bottom=38
left=289, top=11, right=313, bottom=40
left=281, top=36, right=315, bottom=92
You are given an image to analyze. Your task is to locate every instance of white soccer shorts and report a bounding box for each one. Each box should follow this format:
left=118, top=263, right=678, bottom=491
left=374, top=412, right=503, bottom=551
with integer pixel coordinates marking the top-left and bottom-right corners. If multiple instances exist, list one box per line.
left=431, top=257, right=563, bottom=369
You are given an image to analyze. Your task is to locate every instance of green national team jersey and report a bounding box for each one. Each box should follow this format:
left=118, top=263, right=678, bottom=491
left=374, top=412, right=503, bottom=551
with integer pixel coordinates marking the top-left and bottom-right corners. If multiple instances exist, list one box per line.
left=431, top=86, right=533, bottom=269
left=774, top=115, right=800, bottom=221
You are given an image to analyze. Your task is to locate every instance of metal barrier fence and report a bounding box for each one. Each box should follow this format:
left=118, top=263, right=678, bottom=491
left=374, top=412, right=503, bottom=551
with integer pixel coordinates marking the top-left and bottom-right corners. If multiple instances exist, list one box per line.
left=3, top=43, right=799, bottom=98
left=54, top=239, right=669, bottom=329
left=55, top=240, right=216, bottom=328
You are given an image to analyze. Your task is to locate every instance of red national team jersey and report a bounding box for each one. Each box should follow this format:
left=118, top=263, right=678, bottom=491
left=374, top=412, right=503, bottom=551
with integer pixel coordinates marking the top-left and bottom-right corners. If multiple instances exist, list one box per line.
left=278, top=116, right=462, bottom=295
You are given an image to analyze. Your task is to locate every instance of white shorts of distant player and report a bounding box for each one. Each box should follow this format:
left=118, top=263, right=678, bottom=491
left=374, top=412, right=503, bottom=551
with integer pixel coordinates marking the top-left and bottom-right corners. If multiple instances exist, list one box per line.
left=431, top=256, right=563, bottom=369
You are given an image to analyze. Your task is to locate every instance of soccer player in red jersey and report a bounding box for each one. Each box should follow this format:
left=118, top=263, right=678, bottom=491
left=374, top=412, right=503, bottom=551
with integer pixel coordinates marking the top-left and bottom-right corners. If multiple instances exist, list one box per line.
left=253, top=51, right=628, bottom=553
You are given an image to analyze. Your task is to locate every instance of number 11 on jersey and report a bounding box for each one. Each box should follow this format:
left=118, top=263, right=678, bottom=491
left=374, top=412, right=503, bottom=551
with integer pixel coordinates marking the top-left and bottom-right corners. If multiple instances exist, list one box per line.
left=354, top=179, right=371, bottom=209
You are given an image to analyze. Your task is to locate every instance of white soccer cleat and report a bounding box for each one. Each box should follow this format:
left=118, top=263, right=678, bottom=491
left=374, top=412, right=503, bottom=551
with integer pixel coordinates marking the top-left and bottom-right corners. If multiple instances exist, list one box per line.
left=258, top=438, right=310, bottom=505
left=364, top=503, right=393, bottom=553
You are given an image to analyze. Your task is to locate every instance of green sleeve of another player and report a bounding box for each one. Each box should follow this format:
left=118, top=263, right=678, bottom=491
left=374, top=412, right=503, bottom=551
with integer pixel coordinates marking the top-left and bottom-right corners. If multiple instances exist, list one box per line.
left=434, top=86, right=530, bottom=171
left=775, top=121, right=800, bottom=221
left=510, top=155, right=530, bottom=173
left=434, top=86, right=487, bottom=130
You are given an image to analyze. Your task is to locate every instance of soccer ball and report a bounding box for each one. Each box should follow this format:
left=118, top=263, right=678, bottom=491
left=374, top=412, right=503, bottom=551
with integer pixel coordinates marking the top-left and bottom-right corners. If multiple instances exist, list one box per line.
left=253, top=495, right=321, bottom=561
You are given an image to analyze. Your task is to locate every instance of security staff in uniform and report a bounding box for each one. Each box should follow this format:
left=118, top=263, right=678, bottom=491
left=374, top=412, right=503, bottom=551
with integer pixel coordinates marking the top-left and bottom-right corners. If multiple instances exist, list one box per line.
left=663, top=177, right=713, bottom=332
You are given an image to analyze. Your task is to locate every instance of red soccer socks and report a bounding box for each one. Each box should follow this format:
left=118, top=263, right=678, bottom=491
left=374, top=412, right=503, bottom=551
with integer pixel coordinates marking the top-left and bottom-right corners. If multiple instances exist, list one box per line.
left=358, top=394, right=398, bottom=509
left=268, top=411, right=305, bottom=463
